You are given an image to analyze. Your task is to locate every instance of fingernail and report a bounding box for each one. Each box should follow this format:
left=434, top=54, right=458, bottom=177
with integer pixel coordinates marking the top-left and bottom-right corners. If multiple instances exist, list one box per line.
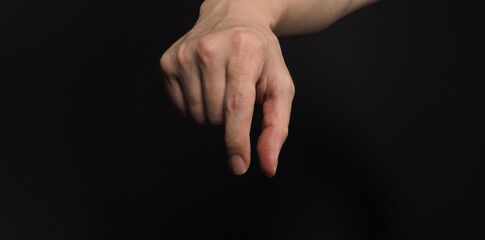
left=229, top=155, right=246, bottom=175
left=266, top=164, right=277, bottom=178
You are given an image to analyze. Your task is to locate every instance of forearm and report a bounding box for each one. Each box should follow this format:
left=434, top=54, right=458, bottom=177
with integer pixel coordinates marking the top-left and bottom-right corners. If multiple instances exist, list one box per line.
left=271, top=0, right=378, bottom=36
left=201, top=0, right=378, bottom=37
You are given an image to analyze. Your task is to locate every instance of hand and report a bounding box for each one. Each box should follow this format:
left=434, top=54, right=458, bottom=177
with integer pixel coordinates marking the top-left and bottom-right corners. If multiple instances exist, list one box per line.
left=160, top=0, right=295, bottom=177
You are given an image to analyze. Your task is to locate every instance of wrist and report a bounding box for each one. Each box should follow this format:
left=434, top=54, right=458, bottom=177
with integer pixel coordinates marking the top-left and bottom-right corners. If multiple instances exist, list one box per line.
left=199, top=0, right=286, bottom=31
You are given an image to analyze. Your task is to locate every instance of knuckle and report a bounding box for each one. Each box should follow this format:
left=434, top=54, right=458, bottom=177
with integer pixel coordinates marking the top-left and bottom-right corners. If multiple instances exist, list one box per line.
left=186, top=95, right=201, bottom=109
left=231, top=30, right=261, bottom=55
left=225, top=92, right=249, bottom=113
left=281, top=126, right=289, bottom=139
left=279, top=75, right=295, bottom=97
left=207, top=115, right=223, bottom=126
left=206, top=106, right=223, bottom=126
left=289, top=80, right=296, bottom=97
left=175, top=43, right=192, bottom=66
left=160, top=52, right=173, bottom=73
left=193, top=116, right=206, bottom=126
left=224, top=134, right=245, bottom=147
left=272, top=76, right=295, bottom=97
left=188, top=108, right=206, bottom=125
left=196, top=35, right=218, bottom=63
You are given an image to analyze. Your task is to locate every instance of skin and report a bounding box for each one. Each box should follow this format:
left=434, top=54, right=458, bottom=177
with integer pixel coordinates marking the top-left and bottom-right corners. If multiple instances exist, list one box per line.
left=160, top=0, right=378, bottom=177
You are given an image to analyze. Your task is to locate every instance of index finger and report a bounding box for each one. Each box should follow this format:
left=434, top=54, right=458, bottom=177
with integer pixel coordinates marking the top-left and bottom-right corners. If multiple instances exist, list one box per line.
left=224, top=59, right=261, bottom=175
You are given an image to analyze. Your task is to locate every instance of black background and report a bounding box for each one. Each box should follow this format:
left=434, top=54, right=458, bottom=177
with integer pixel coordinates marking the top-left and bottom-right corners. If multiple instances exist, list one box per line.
left=1, top=0, right=483, bottom=239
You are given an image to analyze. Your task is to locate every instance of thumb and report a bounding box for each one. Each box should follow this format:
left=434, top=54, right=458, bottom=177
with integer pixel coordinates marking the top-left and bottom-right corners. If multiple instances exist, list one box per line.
left=257, top=75, right=295, bottom=177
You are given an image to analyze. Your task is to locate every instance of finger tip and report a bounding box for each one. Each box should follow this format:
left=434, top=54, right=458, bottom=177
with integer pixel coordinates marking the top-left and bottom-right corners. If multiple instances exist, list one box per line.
left=258, top=151, right=278, bottom=178
left=257, top=145, right=279, bottom=175
left=264, top=166, right=277, bottom=178
left=229, top=154, right=248, bottom=175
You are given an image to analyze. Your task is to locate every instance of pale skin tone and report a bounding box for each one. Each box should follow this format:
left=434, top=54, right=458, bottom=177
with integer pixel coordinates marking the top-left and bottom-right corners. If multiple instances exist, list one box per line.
left=160, top=0, right=378, bottom=177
